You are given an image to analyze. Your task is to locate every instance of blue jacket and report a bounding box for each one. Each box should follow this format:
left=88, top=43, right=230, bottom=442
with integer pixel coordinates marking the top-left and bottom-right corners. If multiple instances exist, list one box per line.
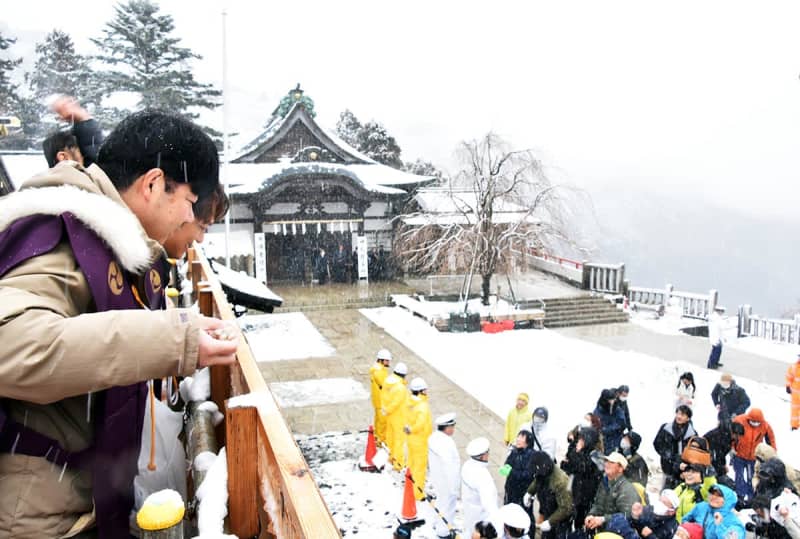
left=681, top=484, right=745, bottom=539
left=594, top=402, right=627, bottom=455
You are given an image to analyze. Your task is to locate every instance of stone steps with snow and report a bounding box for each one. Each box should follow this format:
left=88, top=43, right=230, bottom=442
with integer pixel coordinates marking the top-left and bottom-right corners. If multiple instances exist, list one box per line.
left=542, top=295, right=628, bottom=328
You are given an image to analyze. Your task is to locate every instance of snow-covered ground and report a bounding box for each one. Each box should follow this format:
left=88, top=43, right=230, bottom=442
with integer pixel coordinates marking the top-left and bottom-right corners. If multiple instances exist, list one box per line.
left=361, top=306, right=800, bottom=476
left=270, top=377, right=369, bottom=408
left=238, top=312, right=335, bottom=362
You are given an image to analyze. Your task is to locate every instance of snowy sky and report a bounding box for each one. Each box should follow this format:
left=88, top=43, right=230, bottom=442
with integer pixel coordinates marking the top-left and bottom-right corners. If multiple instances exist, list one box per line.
left=4, top=0, right=800, bottom=220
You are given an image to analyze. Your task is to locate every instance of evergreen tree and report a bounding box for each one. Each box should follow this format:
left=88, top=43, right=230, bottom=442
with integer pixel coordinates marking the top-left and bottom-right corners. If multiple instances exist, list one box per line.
left=357, top=121, right=403, bottom=168
left=335, top=109, right=362, bottom=149
left=403, top=158, right=443, bottom=181
left=92, top=0, right=220, bottom=121
left=0, top=30, right=21, bottom=114
left=27, top=30, right=99, bottom=107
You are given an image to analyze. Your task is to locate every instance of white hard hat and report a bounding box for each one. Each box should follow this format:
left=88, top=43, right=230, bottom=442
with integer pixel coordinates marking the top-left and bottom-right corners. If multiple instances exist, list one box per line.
left=376, top=348, right=392, bottom=361
left=409, top=377, right=427, bottom=392
left=498, top=503, right=531, bottom=531
left=393, top=362, right=408, bottom=376
left=466, top=437, right=490, bottom=457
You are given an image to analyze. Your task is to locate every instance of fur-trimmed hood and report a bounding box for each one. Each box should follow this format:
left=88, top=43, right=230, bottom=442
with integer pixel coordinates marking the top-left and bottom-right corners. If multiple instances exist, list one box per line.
left=0, top=161, right=159, bottom=273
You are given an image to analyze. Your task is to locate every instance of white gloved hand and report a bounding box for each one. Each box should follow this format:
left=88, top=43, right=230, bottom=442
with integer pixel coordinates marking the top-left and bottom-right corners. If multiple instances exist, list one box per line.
left=523, top=492, right=532, bottom=507
left=539, top=520, right=551, bottom=532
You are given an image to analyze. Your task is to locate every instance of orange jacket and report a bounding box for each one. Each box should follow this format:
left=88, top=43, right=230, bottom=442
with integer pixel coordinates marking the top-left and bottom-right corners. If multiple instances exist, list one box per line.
left=787, top=361, right=800, bottom=393
left=733, top=408, right=776, bottom=460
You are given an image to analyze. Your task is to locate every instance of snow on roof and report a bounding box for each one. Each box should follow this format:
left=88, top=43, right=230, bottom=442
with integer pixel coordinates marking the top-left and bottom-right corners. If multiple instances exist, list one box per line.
left=0, top=152, right=49, bottom=189
left=404, top=187, right=541, bottom=225
left=225, top=161, right=423, bottom=196
left=209, top=259, right=283, bottom=306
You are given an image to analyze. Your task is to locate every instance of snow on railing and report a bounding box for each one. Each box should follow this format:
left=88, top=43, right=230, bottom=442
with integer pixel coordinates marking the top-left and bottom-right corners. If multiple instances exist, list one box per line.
left=627, top=284, right=718, bottom=320
left=738, top=305, right=800, bottom=344
left=585, top=262, right=625, bottom=294
left=186, top=247, right=340, bottom=538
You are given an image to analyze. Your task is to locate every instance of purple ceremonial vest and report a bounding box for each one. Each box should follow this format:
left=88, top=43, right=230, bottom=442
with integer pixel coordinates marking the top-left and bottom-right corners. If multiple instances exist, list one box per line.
left=0, top=212, right=169, bottom=538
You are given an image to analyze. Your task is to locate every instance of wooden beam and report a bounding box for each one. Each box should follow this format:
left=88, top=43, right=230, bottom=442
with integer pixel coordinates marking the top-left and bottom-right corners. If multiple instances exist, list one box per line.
left=226, top=404, right=260, bottom=539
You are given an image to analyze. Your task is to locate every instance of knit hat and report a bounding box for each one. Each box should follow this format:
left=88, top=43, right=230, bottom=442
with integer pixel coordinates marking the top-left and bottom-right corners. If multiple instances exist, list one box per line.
left=517, top=392, right=529, bottom=404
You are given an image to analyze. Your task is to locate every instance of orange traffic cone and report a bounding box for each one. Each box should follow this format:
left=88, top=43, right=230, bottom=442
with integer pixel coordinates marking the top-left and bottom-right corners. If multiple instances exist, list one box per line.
left=400, top=468, right=418, bottom=521
left=358, top=426, right=380, bottom=472
left=365, top=426, right=377, bottom=466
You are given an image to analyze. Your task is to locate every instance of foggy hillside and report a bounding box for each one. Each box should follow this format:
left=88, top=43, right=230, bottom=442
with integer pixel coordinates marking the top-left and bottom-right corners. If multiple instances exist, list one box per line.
left=586, top=185, right=799, bottom=319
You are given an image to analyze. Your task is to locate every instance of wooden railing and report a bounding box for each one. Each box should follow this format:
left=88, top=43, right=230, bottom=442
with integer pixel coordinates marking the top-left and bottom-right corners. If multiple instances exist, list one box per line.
left=738, top=304, right=800, bottom=344
left=187, top=248, right=340, bottom=538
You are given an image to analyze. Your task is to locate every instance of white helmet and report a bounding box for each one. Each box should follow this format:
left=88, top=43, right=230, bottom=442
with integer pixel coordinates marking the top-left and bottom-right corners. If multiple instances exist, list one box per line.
left=466, top=437, right=490, bottom=457
left=393, top=362, right=408, bottom=376
left=498, top=503, right=531, bottom=532
left=409, top=377, right=427, bottom=392
left=376, top=348, right=392, bottom=361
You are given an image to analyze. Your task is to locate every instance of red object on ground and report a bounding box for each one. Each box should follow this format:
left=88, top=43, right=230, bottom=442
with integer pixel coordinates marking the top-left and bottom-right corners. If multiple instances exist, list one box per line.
left=400, top=468, right=418, bottom=520
left=500, top=319, right=515, bottom=330
left=364, top=425, right=377, bottom=466
left=481, top=320, right=513, bottom=333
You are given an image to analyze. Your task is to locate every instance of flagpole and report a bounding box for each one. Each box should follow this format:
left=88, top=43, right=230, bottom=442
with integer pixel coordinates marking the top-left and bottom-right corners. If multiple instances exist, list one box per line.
left=222, top=8, right=231, bottom=267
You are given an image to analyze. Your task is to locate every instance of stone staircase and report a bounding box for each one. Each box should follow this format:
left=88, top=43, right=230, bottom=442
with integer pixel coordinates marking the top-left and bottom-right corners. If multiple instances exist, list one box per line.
left=542, top=295, right=629, bottom=328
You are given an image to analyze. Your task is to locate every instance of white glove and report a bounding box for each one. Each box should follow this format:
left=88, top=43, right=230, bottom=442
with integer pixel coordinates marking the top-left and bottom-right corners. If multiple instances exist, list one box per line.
left=523, top=492, right=532, bottom=507
left=539, top=520, right=551, bottom=532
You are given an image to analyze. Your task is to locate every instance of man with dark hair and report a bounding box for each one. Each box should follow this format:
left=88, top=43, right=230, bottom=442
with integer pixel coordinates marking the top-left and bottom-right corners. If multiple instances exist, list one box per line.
left=163, top=183, right=230, bottom=259
left=42, top=96, right=105, bottom=168
left=0, top=109, right=237, bottom=537
left=653, top=405, right=698, bottom=489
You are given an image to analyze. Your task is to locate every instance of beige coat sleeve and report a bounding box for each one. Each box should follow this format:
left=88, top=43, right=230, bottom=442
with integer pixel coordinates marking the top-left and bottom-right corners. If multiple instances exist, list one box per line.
left=0, top=242, right=200, bottom=404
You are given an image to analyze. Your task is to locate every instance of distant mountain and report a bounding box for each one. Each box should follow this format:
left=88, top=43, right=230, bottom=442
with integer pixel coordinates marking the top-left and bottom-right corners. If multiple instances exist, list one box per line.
left=586, top=185, right=798, bottom=319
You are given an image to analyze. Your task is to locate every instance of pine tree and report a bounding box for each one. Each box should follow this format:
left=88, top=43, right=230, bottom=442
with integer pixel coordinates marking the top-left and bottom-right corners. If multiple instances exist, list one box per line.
left=27, top=30, right=99, bottom=107
left=92, top=0, right=220, bottom=120
left=335, top=109, right=362, bottom=149
left=403, top=158, right=443, bottom=180
left=0, top=30, right=21, bottom=114
left=357, top=121, right=403, bottom=169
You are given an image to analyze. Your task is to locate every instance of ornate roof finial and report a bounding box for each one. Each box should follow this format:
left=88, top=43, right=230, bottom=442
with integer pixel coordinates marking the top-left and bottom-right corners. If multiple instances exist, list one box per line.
left=274, top=84, right=315, bottom=119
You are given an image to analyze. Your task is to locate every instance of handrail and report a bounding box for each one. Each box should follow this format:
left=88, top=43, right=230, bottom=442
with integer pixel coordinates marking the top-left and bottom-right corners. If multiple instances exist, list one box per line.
left=188, top=247, right=341, bottom=538
left=528, top=248, right=583, bottom=269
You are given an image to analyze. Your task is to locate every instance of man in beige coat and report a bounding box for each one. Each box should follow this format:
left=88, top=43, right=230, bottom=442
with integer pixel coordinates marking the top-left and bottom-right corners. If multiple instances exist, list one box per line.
left=0, top=110, right=238, bottom=538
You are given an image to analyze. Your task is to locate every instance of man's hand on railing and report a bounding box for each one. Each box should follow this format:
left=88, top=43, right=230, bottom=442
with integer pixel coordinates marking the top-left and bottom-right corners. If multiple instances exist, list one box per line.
left=197, top=316, right=239, bottom=367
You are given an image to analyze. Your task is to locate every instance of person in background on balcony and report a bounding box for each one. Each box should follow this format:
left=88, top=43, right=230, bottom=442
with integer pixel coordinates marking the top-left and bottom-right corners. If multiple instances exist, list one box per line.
left=163, top=183, right=229, bottom=259
left=42, top=96, right=104, bottom=169
left=674, top=372, right=695, bottom=410
left=0, top=110, right=238, bottom=538
left=710, top=373, right=750, bottom=424
left=504, top=393, right=530, bottom=448
left=706, top=307, right=727, bottom=370
left=787, top=354, right=800, bottom=431
left=428, top=413, right=460, bottom=539
left=369, top=348, right=392, bottom=444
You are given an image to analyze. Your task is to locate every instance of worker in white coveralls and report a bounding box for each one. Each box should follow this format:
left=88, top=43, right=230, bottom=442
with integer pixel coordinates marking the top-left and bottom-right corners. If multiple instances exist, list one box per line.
left=406, top=377, right=432, bottom=500
left=462, top=437, right=499, bottom=536
left=428, top=413, right=460, bottom=538
left=381, top=361, right=409, bottom=469
left=369, top=348, right=391, bottom=443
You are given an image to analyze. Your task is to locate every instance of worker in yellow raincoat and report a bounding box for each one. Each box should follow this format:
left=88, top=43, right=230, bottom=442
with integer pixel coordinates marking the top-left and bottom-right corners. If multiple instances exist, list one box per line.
left=381, top=362, right=409, bottom=469
left=787, top=353, right=800, bottom=431
left=369, top=348, right=392, bottom=442
left=405, top=377, right=432, bottom=500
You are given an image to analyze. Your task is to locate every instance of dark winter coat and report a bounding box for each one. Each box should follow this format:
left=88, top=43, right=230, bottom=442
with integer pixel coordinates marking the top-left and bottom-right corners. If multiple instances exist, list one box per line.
left=703, top=423, right=733, bottom=478
left=560, top=427, right=603, bottom=508
left=594, top=399, right=627, bottom=456
left=526, top=452, right=574, bottom=526
left=653, top=420, right=698, bottom=484
left=711, top=382, right=750, bottom=420
left=618, top=399, right=632, bottom=432
left=504, top=431, right=535, bottom=506
left=630, top=506, right=679, bottom=539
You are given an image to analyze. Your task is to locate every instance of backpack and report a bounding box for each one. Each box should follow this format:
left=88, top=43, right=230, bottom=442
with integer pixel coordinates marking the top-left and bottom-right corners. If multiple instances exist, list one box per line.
left=681, top=435, right=711, bottom=466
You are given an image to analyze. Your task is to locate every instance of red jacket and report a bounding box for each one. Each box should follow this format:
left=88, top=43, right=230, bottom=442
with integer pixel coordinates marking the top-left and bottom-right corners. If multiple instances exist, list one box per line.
left=733, top=408, right=776, bottom=460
